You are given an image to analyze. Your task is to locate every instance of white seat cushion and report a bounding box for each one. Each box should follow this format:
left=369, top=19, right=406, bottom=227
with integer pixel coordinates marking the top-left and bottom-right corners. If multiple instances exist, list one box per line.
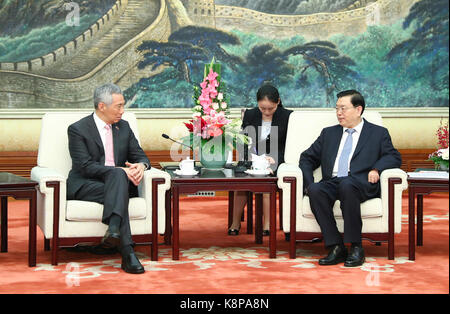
left=301, top=196, right=383, bottom=219
left=66, top=197, right=147, bottom=222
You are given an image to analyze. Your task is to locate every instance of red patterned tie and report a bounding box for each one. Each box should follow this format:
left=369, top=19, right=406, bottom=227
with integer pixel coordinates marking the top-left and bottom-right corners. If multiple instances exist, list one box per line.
left=104, top=124, right=115, bottom=166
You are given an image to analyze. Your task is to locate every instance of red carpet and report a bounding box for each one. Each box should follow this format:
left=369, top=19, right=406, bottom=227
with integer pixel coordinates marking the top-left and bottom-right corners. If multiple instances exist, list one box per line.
left=0, top=194, right=448, bottom=294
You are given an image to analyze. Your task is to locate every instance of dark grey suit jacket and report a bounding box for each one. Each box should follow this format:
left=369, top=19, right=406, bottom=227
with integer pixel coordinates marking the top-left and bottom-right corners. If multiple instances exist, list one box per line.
left=299, top=119, right=401, bottom=199
left=66, top=113, right=150, bottom=199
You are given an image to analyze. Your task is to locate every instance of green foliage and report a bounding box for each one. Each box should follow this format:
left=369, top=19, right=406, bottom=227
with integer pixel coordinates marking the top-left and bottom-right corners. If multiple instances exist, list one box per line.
left=125, top=3, right=448, bottom=109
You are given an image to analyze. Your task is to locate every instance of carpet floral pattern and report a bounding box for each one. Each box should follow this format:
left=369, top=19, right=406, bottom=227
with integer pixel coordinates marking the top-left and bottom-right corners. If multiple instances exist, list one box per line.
left=0, top=195, right=448, bottom=294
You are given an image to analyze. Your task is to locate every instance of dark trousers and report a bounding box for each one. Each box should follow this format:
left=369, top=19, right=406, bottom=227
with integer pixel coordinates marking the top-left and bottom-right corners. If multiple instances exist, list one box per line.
left=72, top=168, right=136, bottom=249
left=308, top=176, right=368, bottom=247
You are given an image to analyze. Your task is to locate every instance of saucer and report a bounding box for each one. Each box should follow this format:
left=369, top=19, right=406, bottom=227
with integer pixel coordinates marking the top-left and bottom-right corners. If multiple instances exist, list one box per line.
left=174, top=169, right=199, bottom=176
left=244, top=169, right=271, bottom=176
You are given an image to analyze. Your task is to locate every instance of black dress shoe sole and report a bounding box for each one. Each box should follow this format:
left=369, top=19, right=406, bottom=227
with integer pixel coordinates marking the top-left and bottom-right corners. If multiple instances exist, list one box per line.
left=121, top=264, right=145, bottom=274
left=101, top=234, right=120, bottom=249
left=344, top=257, right=366, bottom=267
left=318, top=256, right=347, bottom=266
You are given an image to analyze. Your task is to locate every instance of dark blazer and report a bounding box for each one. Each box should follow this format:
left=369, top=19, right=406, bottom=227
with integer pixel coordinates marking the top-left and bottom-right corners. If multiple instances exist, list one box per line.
left=242, top=106, right=293, bottom=169
left=67, top=113, right=150, bottom=199
left=299, top=119, right=401, bottom=199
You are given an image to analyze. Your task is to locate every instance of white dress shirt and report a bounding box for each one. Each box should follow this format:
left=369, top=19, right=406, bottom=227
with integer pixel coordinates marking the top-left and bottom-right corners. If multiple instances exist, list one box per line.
left=260, top=120, right=272, bottom=140
left=332, top=119, right=364, bottom=177
left=93, top=112, right=111, bottom=157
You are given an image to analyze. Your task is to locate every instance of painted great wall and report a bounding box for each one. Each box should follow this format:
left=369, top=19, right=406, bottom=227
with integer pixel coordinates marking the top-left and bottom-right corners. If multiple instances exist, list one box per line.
left=0, top=0, right=417, bottom=108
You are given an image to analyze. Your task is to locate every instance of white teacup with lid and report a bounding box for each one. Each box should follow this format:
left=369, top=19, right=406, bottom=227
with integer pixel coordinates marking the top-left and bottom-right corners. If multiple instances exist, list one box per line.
left=179, top=157, right=195, bottom=174
left=251, top=154, right=270, bottom=171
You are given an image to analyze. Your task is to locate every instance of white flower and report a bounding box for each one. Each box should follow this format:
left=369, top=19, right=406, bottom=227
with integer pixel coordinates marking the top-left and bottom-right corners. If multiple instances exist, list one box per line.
left=212, top=102, right=219, bottom=110
left=194, top=105, right=202, bottom=111
left=217, top=93, right=223, bottom=100
left=221, top=102, right=227, bottom=109
left=440, top=148, right=449, bottom=160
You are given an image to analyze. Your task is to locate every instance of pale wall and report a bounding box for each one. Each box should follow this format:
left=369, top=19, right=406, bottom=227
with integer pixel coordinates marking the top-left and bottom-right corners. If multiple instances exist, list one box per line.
left=0, top=116, right=445, bottom=152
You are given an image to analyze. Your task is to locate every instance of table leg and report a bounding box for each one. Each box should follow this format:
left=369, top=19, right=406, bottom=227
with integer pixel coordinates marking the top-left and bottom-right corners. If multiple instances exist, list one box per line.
left=172, top=186, right=180, bottom=260
left=28, top=194, right=37, bottom=267
left=165, top=190, right=172, bottom=245
left=228, top=191, right=234, bottom=229
left=247, top=192, right=253, bottom=234
left=408, top=187, right=416, bottom=261
left=269, top=188, right=277, bottom=259
left=417, top=194, right=423, bottom=246
left=1, top=197, right=7, bottom=253
left=255, top=193, right=263, bottom=244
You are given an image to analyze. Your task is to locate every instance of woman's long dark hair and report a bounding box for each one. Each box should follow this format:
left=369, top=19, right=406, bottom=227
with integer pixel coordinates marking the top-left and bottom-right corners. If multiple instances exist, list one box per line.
left=256, top=84, right=283, bottom=107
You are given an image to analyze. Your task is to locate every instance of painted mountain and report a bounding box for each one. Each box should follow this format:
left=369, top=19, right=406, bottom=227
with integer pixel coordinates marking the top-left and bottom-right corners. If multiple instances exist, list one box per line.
left=0, top=0, right=448, bottom=109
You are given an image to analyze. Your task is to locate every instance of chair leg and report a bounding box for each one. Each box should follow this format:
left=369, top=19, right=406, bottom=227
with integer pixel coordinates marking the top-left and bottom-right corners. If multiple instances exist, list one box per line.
left=51, top=243, right=58, bottom=266
left=44, top=238, right=50, bottom=251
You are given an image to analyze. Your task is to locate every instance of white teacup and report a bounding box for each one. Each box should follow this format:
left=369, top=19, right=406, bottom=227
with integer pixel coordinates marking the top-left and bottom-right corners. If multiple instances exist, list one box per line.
left=179, top=157, right=195, bottom=173
left=252, top=157, right=269, bottom=171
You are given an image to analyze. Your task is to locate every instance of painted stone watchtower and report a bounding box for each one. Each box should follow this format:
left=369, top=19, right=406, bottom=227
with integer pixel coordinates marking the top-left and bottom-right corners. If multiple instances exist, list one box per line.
left=181, top=0, right=216, bottom=28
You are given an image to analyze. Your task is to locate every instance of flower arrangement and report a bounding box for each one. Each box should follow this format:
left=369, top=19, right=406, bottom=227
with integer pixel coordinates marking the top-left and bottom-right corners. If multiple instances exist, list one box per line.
left=184, top=60, right=232, bottom=139
left=182, top=59, right=249, bottom=168
left=428, top=118, right=449, bottom=171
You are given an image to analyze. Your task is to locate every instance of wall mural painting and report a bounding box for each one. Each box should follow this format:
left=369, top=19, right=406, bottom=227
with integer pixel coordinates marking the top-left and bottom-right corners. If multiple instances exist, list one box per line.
left=0, top=0, right=448, bottom=109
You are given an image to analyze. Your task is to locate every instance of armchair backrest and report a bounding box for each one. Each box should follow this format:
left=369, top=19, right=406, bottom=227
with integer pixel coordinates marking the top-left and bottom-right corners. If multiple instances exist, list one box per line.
left=37, top=112, right=141, bottom=178
left=284, top=110, right=383, bottom=180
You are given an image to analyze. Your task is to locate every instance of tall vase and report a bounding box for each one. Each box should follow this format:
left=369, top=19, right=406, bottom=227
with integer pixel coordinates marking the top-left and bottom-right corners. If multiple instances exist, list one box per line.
left=438, top=163, right=449, bottom=171
left=200, top=136, right=227, bottom=169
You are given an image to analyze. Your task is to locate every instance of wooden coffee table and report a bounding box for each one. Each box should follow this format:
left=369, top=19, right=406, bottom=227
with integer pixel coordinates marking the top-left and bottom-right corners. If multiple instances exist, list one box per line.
left=163, top=166, right=279, bottom=260
left=0, top=172, right=38, bottom=267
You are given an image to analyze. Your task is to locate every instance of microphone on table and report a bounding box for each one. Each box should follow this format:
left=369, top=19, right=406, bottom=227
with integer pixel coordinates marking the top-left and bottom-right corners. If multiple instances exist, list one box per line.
left=161, top=133, right=192, bottom=150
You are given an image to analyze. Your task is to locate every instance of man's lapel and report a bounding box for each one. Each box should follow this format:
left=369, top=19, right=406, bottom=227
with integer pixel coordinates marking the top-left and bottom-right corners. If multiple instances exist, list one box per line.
left=87, top=114, right=104, bottom=152
left=351, top=119, right=372, bottom=161
left=328, top=125, right=343, bottom=169
left=112, top=122, right=120, bottom=166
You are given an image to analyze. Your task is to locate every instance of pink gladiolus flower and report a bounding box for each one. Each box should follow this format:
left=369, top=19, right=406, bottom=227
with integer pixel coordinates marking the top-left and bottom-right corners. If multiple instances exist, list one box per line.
left=209, top=79, right=219, bottom=88
left=206, top=68, right=218, bottom=82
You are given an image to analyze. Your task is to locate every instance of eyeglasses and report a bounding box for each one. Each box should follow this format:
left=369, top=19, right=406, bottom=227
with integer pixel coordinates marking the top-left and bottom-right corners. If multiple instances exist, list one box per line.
left=335, top=106, right=354, bottom=113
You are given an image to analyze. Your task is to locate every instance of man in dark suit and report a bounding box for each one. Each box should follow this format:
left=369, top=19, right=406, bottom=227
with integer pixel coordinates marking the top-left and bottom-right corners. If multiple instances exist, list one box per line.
left=299, top=90, right=401, bottom=267
left=67, top=83, right=150, bottom=274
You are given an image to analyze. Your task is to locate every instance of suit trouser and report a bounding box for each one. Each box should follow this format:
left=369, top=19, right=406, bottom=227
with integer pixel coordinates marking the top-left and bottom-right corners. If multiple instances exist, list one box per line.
left=73, top=168, right=135, bottom=249
left=308, top=176, right=369, bottom=247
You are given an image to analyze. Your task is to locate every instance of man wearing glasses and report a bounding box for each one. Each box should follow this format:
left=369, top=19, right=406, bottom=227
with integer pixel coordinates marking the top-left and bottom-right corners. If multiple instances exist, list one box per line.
left=299, top=90, right=401, bottom=267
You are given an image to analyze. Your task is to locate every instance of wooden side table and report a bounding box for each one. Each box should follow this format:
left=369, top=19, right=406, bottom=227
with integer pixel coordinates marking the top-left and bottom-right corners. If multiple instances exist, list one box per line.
left=0, top=172, right=38, bottom=267
left=407, top=174, right=449, bottom=260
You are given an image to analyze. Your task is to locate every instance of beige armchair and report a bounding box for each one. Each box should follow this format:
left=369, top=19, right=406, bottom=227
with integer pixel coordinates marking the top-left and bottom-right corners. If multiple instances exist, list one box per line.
left=277, top=111, right=407, bottom=259
left=31, top=112, right=170, bottom=265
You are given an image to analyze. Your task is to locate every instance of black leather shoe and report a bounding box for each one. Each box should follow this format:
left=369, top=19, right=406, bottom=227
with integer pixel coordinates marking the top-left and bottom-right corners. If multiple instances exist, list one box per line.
left=344, top=246, right=365, bottom=267
left=121, top=253, right=145, bottom=274
left=227, top=228, right=240, bottom=236
left=318, top=245, right=348, bottom=266
left=101, top=227, right=120, bottom=249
